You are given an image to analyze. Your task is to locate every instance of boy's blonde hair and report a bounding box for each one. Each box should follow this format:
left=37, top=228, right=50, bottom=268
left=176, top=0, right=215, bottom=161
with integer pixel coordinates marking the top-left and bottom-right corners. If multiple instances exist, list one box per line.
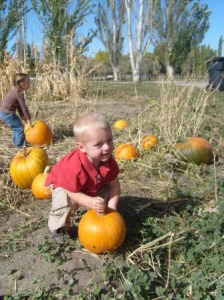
left=73, top=112, right=111, bottom=141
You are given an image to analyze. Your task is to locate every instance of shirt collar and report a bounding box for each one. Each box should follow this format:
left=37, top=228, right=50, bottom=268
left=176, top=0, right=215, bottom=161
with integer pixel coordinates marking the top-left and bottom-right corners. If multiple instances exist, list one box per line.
left=77, top=148, right=110, bottom=178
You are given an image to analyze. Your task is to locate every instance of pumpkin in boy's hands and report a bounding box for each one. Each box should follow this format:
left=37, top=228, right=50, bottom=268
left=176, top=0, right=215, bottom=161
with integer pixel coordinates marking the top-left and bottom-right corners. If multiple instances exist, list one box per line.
left=9, top=147, right=50, bottom=189
left=174, top=137, right=213, bottom=165
left=32, top=166, right=51, bottom=199
left=24, top=120, right=53, bottom=146
left=141, top=135, right=158, bottom=149
left=78, top=209, right=126, bottom=254
left=115, top=144, right=137, bottom=160
left=113, top=119, right=128, bottom=129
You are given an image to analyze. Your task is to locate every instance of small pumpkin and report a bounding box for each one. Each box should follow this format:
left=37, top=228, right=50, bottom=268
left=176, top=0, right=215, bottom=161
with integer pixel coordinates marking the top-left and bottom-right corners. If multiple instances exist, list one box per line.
left=9, top=147, right=50, bottom=189
left=115, top=144, right=137, bottom=160
left=32, top=166, right=51, bottom=199
left=24, top=120, right=53, bottom=146
left=141, top=135, right=158, bottom=149
left=113, top=119, right=128, bottom=129
left=78, top=209, right=126, bottom=254
left=174, top=137, right=213, bottom=165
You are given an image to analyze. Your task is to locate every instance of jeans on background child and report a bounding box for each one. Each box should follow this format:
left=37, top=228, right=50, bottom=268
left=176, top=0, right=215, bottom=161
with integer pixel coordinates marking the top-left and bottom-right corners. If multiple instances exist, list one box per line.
left=0, top=112, right=26, bottom=147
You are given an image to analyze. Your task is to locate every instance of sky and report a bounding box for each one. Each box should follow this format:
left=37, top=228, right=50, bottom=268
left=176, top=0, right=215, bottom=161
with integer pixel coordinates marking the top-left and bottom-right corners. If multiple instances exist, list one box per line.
left=18, top=0, right=224, bottom=57
left=199, top=0, right=224, bottom=54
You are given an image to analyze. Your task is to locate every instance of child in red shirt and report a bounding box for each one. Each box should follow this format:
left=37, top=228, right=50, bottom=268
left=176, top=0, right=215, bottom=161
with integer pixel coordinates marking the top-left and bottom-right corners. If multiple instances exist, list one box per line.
left=0, top=73, right=31, bottom=147
left=46, top=112, right=120, bottom=243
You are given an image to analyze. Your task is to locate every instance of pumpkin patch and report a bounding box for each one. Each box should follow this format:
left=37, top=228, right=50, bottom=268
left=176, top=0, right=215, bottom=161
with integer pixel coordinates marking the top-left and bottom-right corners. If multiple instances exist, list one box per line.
left=32, top=166, right=51, bottom=199
left=9, top=147, right=50, bottom=189
left=115, top=144, right=137, bottom=160
left=24, top=120, right=53, bottom=146
left=141, top=135, right=158, bottom=149
left=174, top=137, right=213, bottom=165
left=113, top=119, right=128, bottom=129
left=78, top=209, right=126, bottom=254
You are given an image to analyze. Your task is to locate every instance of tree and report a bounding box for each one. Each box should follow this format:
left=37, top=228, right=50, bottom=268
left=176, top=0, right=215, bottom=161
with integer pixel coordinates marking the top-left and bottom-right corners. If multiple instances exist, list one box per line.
left=217, top=36, right=223, bottom=57
left=141, top=53, right=162, bottom=79
left=95, top=0, right=125, bottom=81
left=153, top=0, right=211, bottom=79
left=119, top=54, right=132, bottom=79
left=32, top=0, right=95, bottom=66
left=94, top=50, right=112, bottom=76
left=125, top=0, right=157, bottom=82
left=0, top=0, right=29, bottom=60
left=16, top=9, right=28, bottom=66
left=182, top=44, right=216, bottom=77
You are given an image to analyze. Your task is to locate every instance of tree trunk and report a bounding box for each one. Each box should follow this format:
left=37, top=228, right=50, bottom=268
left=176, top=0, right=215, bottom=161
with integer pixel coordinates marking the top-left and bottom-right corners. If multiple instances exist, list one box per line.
left=125, top=0, right=151, bottom=83
left=112, top=66, right=119, bottom=81
left=167, top=64, right=174, bottom=81
left=125, top=0, right=141, bottom=82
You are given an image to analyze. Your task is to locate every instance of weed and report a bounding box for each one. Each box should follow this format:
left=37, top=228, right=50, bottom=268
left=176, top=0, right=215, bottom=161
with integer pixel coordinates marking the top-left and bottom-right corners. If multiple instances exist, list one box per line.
left=34, top=236, right=76, bottom=265
left=78, top=283, right=103, bottom=300
left=1, top=77, right=224, bottom=299
left=123, top=197, right=224, bottom=298
left=0, top=217, right=46, bottom=256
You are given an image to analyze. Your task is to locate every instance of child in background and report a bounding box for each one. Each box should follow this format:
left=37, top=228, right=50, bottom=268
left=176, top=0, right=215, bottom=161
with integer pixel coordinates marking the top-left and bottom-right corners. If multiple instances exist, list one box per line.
left=46, top=112, right=121, bottom=244
left=0, top=73, right=32, bottom=147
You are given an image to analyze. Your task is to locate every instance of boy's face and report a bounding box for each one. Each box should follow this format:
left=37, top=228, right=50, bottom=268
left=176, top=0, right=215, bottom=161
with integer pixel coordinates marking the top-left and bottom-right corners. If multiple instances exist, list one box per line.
left=77, top=127, right=114, bottom=167
left=19, top=78, right=30, bottom=91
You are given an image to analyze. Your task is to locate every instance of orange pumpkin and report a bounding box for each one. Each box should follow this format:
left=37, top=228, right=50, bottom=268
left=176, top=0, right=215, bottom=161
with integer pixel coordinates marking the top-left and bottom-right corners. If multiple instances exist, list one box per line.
left=78, top=209, right=126, bottom=254
left=174, top=137, right=213, bottom=165
left=141, top=135, right=158, bottom=149
left=9, top=147, right=50, bottom=189
left=32, top=166, right=51, bottom=199
left=113, top=119, right=128, bottom=129
left=24, top=120, right=53, bottom=146
left=115, top=144, right=137, bottom=160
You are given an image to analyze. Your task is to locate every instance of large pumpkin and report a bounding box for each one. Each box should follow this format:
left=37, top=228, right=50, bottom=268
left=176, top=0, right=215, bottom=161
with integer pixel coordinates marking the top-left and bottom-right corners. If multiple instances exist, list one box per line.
left=115, top=144, right=137, bottom=160
left=32, top=166, right=51, bottom=199
left=141, top=135, right=158, bottom=150
left=113, top=119, right=128, bottom=129
left=24, top=120, right=53, bottom=146
left=78, top=209, right=126, bottom=254
left=174, top=137, right=213, bottom=165
left=9, top=147, right=50, bottom=189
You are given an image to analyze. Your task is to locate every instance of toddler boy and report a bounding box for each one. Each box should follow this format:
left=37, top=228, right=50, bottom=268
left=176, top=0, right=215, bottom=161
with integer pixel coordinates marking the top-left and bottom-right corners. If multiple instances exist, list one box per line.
left=46, top=112, right=120, bottom=243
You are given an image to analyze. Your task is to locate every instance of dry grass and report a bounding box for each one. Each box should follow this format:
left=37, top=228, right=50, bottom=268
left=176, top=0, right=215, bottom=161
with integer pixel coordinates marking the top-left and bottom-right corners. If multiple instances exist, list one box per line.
left=131, top=78, right=214, bottom=148
left=32, top=55, right=92, bottom=103
left=0, top=57, right=223, bottom=298
left=0, top=50, right=94, bottom=103
left=0, top=57, right=223, bottom=213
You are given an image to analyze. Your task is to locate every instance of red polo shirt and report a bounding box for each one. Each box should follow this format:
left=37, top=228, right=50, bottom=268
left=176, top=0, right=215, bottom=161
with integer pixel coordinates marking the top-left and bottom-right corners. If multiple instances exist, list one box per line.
left=45, top=148, right=119, bottom=196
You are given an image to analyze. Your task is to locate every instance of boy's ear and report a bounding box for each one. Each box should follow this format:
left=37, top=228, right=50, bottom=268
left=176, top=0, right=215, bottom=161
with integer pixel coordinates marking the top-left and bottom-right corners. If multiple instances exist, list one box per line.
left=76, top=142, right=86, bottom=153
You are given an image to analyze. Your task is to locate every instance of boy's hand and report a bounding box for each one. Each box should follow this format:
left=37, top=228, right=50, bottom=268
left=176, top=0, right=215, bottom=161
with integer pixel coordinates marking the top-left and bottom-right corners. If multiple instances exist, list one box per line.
left=92, top=197, right=106, bottom=214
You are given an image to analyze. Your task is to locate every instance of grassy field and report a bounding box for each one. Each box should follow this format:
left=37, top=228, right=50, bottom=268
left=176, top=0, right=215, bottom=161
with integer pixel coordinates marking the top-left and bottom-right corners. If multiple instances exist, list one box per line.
left=0, top=80, right=224, bottom=299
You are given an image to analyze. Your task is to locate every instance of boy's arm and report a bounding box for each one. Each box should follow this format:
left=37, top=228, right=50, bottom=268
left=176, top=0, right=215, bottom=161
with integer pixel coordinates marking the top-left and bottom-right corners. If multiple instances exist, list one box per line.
left=66, top=190, right=106, bottom=214
left=17, top=93, right=31, bottom=121
left=107, top=177, right=121, bottom=211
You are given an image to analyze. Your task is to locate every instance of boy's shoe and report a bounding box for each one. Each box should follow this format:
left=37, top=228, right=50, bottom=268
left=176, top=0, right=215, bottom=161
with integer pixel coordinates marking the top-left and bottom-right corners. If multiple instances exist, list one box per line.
left=51, top=226, right=78, bottom=244
left=51, top=229, right=65, bottom=244
left=66, top=226, right=78, bottom=239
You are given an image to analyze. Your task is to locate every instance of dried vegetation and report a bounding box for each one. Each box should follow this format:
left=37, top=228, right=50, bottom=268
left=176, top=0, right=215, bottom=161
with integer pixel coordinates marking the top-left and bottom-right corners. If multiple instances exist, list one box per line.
left=0, top=57, right=224, bottom=298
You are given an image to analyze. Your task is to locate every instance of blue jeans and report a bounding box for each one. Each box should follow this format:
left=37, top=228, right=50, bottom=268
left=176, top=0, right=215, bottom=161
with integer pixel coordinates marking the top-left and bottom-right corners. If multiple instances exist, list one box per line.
left=0, top=112, right=26, bottom=147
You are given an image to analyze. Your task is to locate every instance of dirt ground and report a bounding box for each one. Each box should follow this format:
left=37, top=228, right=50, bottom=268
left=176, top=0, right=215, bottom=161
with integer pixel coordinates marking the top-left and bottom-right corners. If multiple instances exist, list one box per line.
left=0, top=82, right=222, bottom=299
left=0, top=94, right=153, bottom=299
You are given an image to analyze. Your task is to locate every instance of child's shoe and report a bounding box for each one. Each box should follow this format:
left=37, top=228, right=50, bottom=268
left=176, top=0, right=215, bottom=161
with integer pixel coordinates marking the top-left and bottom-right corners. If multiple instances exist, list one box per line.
left=51, top=228, right=66, bottom=244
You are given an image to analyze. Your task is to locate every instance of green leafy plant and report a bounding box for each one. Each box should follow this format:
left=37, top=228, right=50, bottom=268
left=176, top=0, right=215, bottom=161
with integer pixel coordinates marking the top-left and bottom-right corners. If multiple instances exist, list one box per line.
left=34, top=237, right=68, bottom=265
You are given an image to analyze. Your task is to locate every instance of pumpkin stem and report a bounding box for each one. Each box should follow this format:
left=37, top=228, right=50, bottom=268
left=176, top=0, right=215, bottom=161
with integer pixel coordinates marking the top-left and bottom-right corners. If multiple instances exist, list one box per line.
left=44, top=166, right=51, bottom=175
left=23, top=146, right=28, bottom=157
left=97, top=212, right=105, bottom=217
